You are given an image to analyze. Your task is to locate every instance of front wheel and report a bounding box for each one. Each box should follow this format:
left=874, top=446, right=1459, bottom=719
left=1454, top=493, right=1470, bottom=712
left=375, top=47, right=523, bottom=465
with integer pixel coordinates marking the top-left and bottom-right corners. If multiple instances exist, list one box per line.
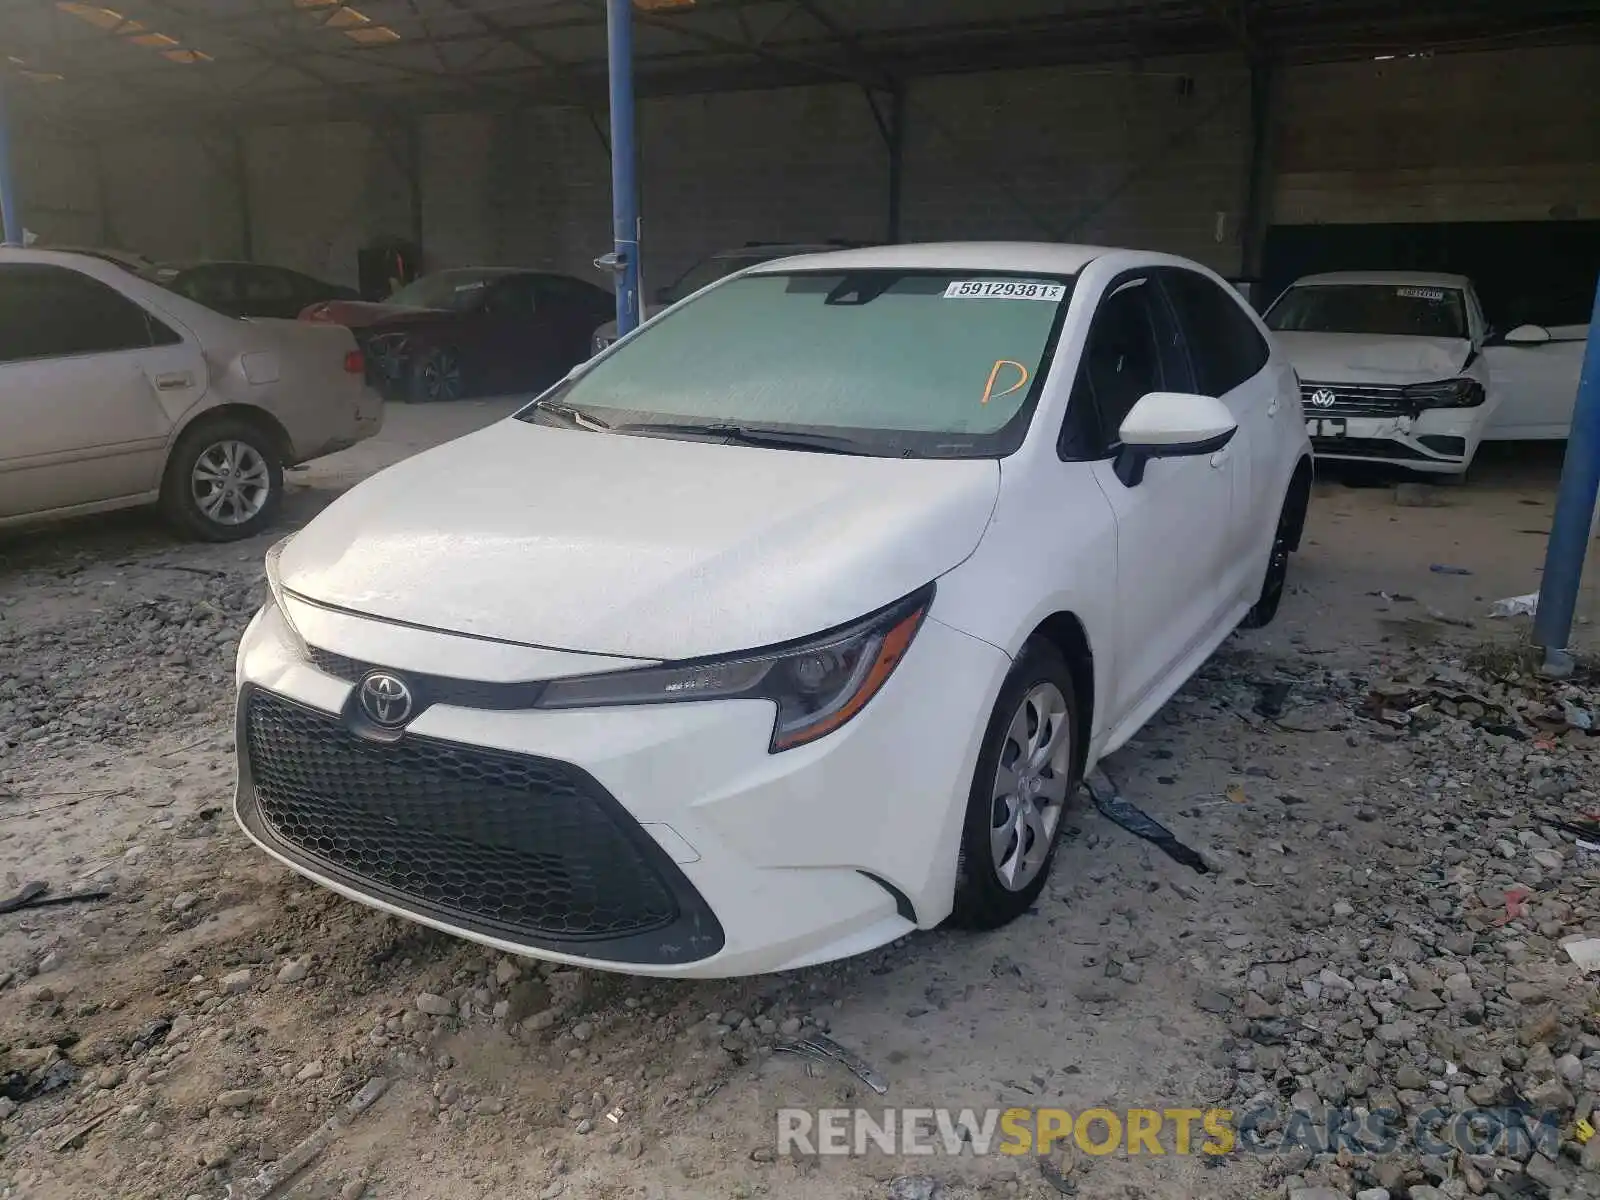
left=948, top=641, right=1080, bottom=930
left=1239, top=497, right=1294, bottom=629
left=160, top=417, right=284, bottom=542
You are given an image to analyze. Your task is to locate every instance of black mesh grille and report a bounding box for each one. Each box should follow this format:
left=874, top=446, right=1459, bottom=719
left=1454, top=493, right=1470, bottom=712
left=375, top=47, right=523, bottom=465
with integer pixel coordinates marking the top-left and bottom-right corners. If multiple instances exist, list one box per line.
left=308, top=645, right=369, bottom=681
left=242, top=690, right=685, bottom=943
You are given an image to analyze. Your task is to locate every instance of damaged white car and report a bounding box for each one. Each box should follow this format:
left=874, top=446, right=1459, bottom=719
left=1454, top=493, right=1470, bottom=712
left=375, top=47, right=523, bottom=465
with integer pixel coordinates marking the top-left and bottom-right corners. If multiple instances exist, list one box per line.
left=1265, top=271, right=1498, bottom=475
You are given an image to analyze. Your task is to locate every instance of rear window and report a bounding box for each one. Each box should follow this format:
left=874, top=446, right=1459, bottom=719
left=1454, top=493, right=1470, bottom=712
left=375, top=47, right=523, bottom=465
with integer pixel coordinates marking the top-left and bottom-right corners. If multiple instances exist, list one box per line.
left=1265, top=284, right=1467, bottom=339
left=537, top=269, right=1076, bottom=458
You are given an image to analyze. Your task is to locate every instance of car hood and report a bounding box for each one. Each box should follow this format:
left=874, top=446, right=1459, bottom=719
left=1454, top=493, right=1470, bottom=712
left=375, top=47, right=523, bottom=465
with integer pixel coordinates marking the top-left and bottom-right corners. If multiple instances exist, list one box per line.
left=1275, top=331, right=1472, bottom=384
left=277, top=420, right=1000, bottom=660
left=301, top=299, right=443, bottom=329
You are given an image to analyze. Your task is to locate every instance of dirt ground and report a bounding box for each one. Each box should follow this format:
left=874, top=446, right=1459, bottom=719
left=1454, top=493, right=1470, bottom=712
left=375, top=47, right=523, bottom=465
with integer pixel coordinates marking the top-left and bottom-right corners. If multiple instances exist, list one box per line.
left=2, top=405, right=1599, bottom=1200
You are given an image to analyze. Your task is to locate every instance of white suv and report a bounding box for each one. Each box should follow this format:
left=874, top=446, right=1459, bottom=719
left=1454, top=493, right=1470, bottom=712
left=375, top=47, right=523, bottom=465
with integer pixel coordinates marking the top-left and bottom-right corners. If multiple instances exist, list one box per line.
left=236, top=243, right=1311, bottom=977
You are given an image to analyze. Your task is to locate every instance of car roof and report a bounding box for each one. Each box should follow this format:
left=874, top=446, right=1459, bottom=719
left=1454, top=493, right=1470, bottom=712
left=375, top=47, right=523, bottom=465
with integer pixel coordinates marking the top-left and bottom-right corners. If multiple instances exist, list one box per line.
left=745, top=241, right=1114, bottom=275
left=1291, top=270, right=1473, bottom=289
left=710, top=243, right=858, bottom=260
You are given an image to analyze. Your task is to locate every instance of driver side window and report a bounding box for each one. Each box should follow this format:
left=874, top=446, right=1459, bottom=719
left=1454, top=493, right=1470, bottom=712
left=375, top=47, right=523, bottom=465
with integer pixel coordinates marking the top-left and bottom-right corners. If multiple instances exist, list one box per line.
left=1066, top=275, right=1191, bottom=454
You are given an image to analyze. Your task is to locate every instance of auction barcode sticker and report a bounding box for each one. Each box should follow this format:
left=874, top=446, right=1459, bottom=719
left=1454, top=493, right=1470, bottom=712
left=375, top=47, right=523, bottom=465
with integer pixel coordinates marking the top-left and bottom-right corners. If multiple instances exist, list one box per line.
left=944, top=280, right=1066, bottom=302
left=1396, top=287, right=1447, bottom=302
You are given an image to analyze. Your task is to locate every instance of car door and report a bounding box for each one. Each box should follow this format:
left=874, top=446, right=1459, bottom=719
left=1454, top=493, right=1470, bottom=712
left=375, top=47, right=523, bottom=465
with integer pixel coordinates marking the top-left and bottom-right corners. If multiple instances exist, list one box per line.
left=0, top=263, right=203, bottom=518
left=1067, top=271, right=1235, bottom=726
left=478, top=276, right=566, bottom=394
left=1159, top=267, right=1278, bottom=610
left=533, top=275, right=614, bottom=372
left=1483, top=326, right=1589, bottom=440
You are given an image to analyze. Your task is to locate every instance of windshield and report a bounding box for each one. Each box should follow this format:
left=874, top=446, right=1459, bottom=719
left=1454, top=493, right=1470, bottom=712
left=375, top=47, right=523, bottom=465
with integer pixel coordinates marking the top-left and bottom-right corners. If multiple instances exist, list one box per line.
left=1265, top=283, right=1468, bottom=339
left=387, top=270, right=507, bottom=311
left=524, top=269, right=1075, bottom=458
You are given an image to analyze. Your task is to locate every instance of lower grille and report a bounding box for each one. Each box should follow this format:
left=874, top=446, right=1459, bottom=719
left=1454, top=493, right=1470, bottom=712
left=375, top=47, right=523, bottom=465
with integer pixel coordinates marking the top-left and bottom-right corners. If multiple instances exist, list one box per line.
left=1301, top=380, right=1416, bottom=419
left=1312, top=437, right=1441, bottom=463
left=237, top=689, right=723, bottom=963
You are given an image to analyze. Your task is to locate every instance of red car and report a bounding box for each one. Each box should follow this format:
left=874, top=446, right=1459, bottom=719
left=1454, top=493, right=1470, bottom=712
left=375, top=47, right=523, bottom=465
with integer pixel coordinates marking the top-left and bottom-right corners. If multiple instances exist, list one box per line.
left=302, top=268, right=614, bottom=402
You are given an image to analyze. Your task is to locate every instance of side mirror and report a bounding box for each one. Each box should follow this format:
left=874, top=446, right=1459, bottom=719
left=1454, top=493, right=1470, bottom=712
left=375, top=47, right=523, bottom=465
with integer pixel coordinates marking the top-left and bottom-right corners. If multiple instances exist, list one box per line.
left=1504, top=324, right=1552, bottom=346
left=1113, top=392, right=1238, bottom=488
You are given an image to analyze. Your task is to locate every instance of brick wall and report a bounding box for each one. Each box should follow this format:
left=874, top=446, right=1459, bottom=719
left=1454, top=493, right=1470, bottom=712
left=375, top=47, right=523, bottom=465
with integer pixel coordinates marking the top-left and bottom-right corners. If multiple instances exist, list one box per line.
left=1273, top=44, right=1600, bottom=225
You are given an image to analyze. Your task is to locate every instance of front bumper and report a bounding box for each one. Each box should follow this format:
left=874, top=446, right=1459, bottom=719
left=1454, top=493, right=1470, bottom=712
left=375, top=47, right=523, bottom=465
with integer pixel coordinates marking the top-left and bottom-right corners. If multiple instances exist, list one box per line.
left=233, top=600, right=1010, bottom=977
left=1303, top=411, right=1486, bottom=473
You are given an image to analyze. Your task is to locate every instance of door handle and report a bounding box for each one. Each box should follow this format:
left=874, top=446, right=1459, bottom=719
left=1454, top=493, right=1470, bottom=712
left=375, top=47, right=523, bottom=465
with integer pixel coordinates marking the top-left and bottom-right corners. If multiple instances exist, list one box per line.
left=1266, top=397, right=1280, bottom=417
left=1210, top=446, right=1232, bottom=468
left=153, top=372, right=193, bottom=391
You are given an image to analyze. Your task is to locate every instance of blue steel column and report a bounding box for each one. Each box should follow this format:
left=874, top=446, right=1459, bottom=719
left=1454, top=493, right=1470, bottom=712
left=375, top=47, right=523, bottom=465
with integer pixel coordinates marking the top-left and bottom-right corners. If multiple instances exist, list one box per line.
left=0, top=81, right=22, bottom=245
left=606, top=0, right=641, bottom=336
left=1534, top=274, right=1600, bottom=674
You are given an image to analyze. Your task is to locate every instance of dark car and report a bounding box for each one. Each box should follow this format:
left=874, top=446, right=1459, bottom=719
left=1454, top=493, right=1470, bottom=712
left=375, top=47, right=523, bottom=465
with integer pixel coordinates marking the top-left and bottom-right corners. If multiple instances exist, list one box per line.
left=146, top=261, right=360, bottom=320
left=590, top=241, right=869, bottom=353
left=302, top=267, right=614, bottom=402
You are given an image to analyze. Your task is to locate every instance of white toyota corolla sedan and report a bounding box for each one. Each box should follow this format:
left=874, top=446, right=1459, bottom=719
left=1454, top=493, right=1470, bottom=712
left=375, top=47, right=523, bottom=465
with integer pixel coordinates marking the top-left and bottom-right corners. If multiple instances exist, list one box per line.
left=235, top=243, right=1312, bottom=977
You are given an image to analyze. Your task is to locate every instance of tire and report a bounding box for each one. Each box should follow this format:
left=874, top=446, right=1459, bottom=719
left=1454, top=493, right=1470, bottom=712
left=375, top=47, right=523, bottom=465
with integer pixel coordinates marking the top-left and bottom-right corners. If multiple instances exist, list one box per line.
left=1239, top=496, right=1295, bottom=630
left=409, top=347, right=465, bottom=402
left=159, top=415, right=284, bottom=542
left=949, top=640, right=1080, bottom=930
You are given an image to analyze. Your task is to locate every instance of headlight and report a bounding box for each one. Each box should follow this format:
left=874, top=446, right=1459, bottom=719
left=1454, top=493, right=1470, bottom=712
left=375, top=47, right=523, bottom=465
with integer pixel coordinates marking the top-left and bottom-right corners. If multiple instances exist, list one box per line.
left=1402, top=377, right=1486, bottom=409
left=263, top=536, right=308, bottom=655
left=536, top=585, right=933, bottom=752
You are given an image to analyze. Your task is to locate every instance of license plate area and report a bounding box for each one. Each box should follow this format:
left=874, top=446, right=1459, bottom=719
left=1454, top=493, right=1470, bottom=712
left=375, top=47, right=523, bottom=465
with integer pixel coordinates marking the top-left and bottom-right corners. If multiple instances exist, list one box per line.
left=1307, top=417, right=1347, bottom=438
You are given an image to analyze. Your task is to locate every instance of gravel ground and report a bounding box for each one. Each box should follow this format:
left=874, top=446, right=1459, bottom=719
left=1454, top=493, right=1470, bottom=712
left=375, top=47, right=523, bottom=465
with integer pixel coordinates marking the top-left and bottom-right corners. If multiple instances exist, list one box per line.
left=2, top=410, right=1600, bottom=1200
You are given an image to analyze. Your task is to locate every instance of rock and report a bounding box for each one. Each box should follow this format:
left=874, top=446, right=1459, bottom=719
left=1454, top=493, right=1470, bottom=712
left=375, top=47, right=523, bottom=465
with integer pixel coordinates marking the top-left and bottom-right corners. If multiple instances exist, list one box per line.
left=0, top=1098, right=16, bottom=1121
left=142, top=1121, right=166, bottom=1140
left=1525, top=1153, right=1564, bottom=1190
left=504, top=979, right=552, bottom=1025
left=1395, top=482, right=1450, bottom=507
left=1355, top=1191, right=1390, bottom=1200
left=1195, top=989, right=1233, bottom=1014
left=475, top=1097, right=505, bottom=1116
left=200, top=1146, right=231, bottom=1170
left=295, top=1060, right=324, bottom=1083
left=1582, top=1133, right=1600, bottom=1172
left=215, top=1089, right=255, bottom=1108
left=96, top=1066, right=124, bottom=1089
left=1558, top=1054, right=1585, bottom=1084
left=171, top=892, right=199, bottom=913
left=340, top=1182, right=367, bottom=1200
left=780, top=1017, right=802, bottom=1037
left=1288, top=1189, right=1347, bottom=1200
left=495, top=957, right=521, bottom=986
left=276, top=957, right=309, bottom=985
left=887, top=1179, right=943, bottom=1200
left=1394, top=1065, right=1428, bottom=1091
left=219, top=969, right=252, bottom=995
left=571, top=1022, right=595, bottom=1043
left=1524, top=1077, right=1574, bottom=1111
left=417, top=992, right=454, bottom=1017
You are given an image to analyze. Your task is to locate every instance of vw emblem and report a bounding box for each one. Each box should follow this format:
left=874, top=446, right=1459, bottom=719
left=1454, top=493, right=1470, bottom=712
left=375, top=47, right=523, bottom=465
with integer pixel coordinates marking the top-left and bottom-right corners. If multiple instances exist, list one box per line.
left=358, top=672, right=413, bottom=728
left=1309, top=388, right=1337, bottom=408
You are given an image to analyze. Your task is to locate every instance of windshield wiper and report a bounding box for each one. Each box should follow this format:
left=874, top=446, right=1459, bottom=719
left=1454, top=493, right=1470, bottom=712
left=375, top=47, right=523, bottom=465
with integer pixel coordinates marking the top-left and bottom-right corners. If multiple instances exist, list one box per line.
left=618, top=422, right=871, bottom=455
left=530, top=398, right=612, bottom=432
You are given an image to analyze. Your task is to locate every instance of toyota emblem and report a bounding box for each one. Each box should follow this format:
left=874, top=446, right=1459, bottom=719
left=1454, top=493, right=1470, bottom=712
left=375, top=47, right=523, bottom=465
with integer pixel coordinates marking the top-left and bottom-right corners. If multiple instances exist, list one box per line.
left=1309, top=388, right=1337, bottom=408
left=358, top=671, right=414, bottom=728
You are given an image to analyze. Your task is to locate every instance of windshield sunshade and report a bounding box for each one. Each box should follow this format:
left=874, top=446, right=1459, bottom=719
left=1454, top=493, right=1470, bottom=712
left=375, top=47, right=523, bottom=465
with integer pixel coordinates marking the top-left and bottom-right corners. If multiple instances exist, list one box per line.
left=525, top=269, right=1076, bottom=458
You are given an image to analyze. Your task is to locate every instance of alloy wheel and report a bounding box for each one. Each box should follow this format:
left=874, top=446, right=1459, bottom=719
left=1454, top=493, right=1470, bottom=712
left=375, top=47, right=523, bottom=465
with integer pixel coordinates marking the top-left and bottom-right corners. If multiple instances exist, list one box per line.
left=190, top=440, right=271, bottom=527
